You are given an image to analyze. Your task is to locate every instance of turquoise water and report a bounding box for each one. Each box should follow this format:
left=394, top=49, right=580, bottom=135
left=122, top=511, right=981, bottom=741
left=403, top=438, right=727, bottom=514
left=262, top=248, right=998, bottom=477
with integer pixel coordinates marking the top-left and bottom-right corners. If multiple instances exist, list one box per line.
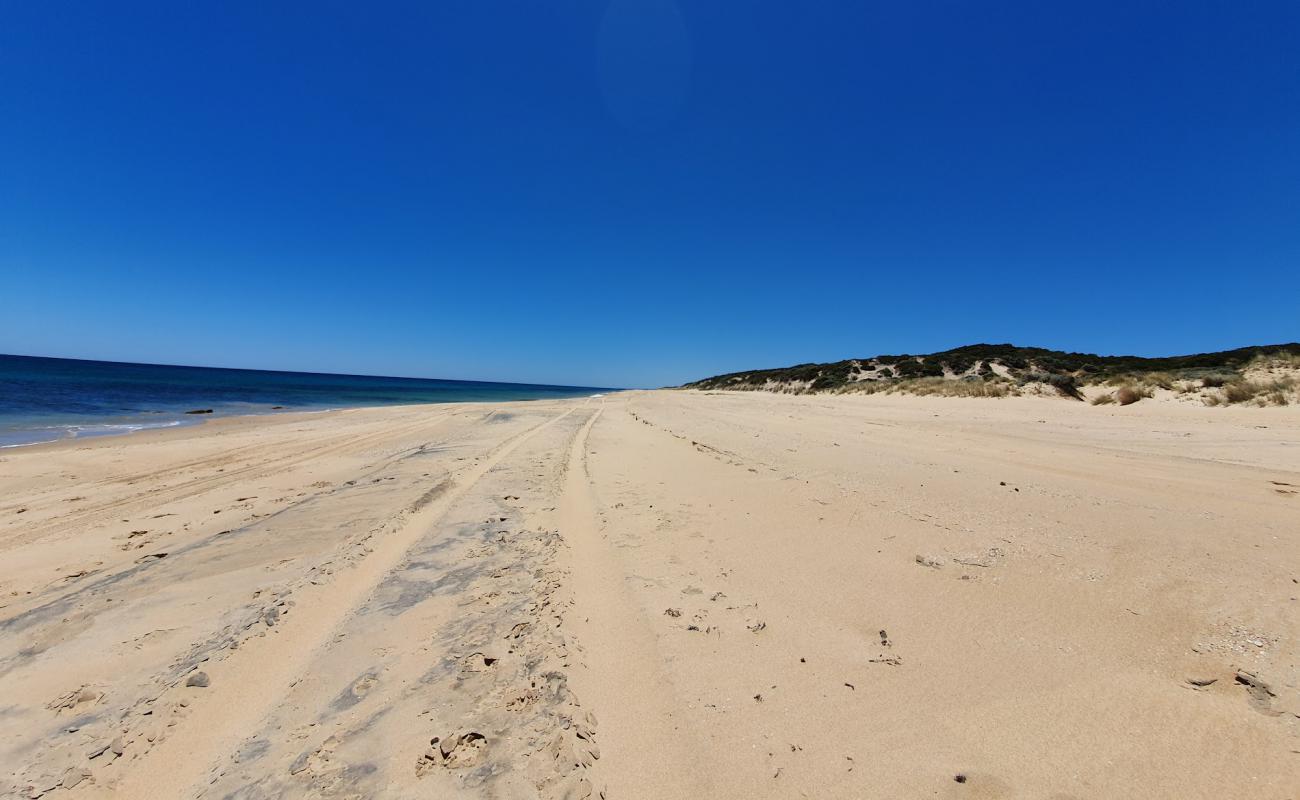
left=0, top=354, right=612, bottom=448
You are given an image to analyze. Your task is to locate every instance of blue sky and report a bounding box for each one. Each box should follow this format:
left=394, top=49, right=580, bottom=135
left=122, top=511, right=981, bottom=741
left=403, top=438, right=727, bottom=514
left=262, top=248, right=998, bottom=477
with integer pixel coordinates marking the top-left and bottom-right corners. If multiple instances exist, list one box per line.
left=2, top=2, right=1297, bottom=388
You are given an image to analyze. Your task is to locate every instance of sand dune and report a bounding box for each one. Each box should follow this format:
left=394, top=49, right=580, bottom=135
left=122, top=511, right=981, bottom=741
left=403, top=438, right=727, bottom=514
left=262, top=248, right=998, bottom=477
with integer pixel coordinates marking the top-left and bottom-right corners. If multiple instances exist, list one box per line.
left=1, top=392, right=1296, bottom=798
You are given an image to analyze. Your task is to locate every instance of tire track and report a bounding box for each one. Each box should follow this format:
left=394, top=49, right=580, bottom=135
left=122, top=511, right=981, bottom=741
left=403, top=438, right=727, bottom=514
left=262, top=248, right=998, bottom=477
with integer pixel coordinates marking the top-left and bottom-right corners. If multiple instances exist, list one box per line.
left=104, top=406, right=576, bottom=800
left=2, top=412, right=455, bottom=548
left=193, top=405, right=600, bottom=799
left=560, top=405, right=704, bottom=799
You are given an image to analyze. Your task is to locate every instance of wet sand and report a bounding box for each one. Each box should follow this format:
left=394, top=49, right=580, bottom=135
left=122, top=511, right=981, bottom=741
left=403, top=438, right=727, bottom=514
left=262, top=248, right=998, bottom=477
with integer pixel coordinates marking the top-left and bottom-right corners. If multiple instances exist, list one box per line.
left=1, top=391, right=1296, bottom=798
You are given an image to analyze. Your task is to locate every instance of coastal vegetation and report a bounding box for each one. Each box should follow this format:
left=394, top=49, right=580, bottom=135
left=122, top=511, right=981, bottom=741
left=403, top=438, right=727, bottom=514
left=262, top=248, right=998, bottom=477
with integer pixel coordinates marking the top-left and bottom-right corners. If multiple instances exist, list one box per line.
left=683, top=343, right=1300, bottom=406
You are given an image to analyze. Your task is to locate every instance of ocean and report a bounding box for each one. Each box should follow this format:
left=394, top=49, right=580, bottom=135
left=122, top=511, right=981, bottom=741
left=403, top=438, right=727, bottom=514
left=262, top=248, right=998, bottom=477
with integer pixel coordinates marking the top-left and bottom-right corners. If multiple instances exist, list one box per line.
left=0, top=354, right=612, bottom=448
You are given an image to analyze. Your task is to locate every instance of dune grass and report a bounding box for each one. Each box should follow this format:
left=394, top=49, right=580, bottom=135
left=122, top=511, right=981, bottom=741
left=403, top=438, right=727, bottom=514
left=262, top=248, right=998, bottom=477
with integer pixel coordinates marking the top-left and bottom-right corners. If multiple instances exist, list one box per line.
left=851, top=376, right=1014, bottom=398
left=1199, top=375, right=1295, bottom=406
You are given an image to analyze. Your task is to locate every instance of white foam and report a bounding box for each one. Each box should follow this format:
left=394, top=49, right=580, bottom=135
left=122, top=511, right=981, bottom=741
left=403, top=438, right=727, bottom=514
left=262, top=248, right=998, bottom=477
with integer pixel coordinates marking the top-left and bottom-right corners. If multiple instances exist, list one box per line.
left=0, top=420, right=186, bottom=448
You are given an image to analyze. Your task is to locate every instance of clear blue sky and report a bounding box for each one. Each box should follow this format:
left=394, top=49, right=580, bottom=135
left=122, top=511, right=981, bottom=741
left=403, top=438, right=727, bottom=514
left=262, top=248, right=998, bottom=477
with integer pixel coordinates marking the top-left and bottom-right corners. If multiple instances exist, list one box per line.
left=2, top=2, right=1297, bottom=388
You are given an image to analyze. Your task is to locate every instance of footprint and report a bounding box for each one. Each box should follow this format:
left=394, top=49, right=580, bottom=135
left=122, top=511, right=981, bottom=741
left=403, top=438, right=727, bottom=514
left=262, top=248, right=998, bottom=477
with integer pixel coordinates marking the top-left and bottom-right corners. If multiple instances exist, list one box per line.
left=418, top=731, right=487, bottom=772
left=459, top=652, right=499, bottom=673
left=945, top=771, right=1015, bottom=797
left=1235, top=670, right=1280, bottom=715
left=46, top=686, right=101, bottom=713
left=332, top=670, right=379, bottom=710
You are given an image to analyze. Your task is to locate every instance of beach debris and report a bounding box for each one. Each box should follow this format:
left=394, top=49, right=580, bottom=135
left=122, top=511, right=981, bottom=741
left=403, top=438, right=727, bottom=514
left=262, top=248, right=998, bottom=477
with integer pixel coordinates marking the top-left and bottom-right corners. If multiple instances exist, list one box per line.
left=915, top=554, right=945, bottom=568
left=664, top=608, right=682, bottom=617
left=878, top=629, right=891, bottom=647
left=135, top=552, right=168, bottom=563
left=1186, top=676, right=1217, bottom=688
left=955, top=773, right=968, bottom=783
left=186, top=671, right=210, bottom=688
left=746, top=619, right=766, bottom=633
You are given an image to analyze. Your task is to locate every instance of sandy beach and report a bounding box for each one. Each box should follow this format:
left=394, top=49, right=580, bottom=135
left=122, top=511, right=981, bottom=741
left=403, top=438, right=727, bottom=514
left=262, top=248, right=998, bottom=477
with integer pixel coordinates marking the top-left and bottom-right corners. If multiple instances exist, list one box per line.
left=1, top=391, right=1297, bottom=799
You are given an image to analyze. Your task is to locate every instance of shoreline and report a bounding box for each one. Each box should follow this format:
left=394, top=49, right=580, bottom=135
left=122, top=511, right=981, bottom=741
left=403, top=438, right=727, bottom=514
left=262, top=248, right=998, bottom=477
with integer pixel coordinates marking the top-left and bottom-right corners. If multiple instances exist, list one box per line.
left=0, top=392, right=616, bottom=451
left=1, top=390, right=1295, bottom=797
left=0, top=352, right=617, bottom=450
left=0, top=406, right=353, bottom=452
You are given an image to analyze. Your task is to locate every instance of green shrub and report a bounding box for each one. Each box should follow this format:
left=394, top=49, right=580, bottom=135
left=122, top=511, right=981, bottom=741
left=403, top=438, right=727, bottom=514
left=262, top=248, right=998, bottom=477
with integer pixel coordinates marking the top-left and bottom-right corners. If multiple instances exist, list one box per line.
left=680, top=342, right=1300, bottom=394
